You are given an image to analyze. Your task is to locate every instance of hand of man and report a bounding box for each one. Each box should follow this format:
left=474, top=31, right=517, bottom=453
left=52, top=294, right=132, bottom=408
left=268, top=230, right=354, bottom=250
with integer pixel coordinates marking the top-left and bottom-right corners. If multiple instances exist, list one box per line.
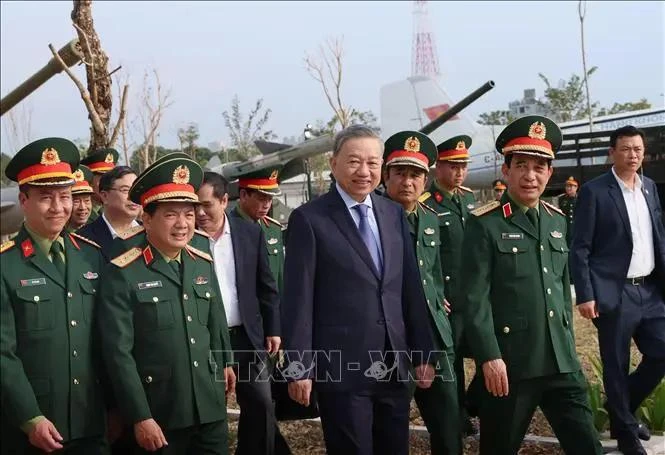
left=224, top=366, right=236, bottom=395
left=134, top=418, right=167, bottom=452
left=482, top=359, right=509, bottom=397
left=106, top=408, right=124, bottom=444
left=288, top=379, right=313, bottom=407
left=27, top=418, right=63, bottom=453
left=443, top=299, right=452, bottom=315
left=415, top=363, right=435, bottom=389
left=265, top=336, right=282, bottom=354
left=577, top=300, right=599, bottom=319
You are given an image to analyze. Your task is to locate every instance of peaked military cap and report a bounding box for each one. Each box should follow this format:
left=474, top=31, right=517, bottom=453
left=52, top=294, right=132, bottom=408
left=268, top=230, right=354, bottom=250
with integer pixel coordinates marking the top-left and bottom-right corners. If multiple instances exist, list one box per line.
left=80, top=147, right=119, bottom=174
left=5, top=137, right=79, bottom=186
left=129, top=153, right=203, bottom=207
left=437, top=135, right=472, bottom=162
left=496, top=115, right=562, bottom=159
left=238, top=166, right=282, bottom=196
left=72, top=165, right=95, bottom=195
left=565, top=176, right=579, bottom=186
left=492, top=179, right=507, bottom=191
left=383, top=131, right=436, bottom=172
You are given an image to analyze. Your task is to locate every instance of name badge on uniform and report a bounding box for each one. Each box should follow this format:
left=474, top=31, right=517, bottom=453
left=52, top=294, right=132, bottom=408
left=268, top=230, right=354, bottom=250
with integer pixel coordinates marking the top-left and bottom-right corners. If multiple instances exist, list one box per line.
left=83, top=271, right=98, bottom=280
left=437, top=211, right=451, bottom=217
left=424, top=228, right=435, bottom=235
left=138, top=280, right=162, bottom=290
left=194, top=276, right=208, bottom=285
left=550, top=231, right=563, bottom=239
left=20, top=278, right=46, bottom=287
left=267, top=238, right=279, bottom=245
left=501, top=233, right=524, bottom=240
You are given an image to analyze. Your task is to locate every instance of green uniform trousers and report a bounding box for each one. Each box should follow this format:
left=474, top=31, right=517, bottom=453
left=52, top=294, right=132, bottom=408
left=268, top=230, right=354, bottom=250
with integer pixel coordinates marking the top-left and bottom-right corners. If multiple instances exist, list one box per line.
left=478, top=370, right=602, bottom=455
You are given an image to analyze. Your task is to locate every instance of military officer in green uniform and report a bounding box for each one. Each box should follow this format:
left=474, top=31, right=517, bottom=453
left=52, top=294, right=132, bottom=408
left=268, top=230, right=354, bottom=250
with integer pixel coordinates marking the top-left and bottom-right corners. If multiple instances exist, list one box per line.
left=97, top=154, right=235, bottom=454
left=459, top=116, right=602, bottom=454
left=81, top=148, right=120, bottom=223
left=230, top=166, right=285, bottom=291
left=421, top=134, right=477, bottom=434
left=67, top=165, right=95, bottom=231
left=558, top=176, right=579, bottom=247
left=492, top=179, right=507, bottom=201
left=1, top=138, right=108, bottom=454
left=382, top=131, right=461, bottom=454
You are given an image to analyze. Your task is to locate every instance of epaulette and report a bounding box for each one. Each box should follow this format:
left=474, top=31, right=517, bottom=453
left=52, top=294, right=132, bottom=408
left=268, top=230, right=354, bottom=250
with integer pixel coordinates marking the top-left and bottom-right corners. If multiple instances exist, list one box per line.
left=110, top=247, right=142, bottom=268
left=115, top=225, right=145, bottom=240
left=541, top=200, right=564, bottom=216
left=264, top=215, right=283, bottom=227
left=418, top=200, right=438, bottom=215
left=194, top=229, right=210, bottom=238
left=459, top=186, right=474, bottom=193
left=471, top=200, right=501, bottom=217
left=70, top=232, right=101, bottom=248
left=0, top=240, right=15, bottom=254
left=186, top=244, right=213, bottom=262
left=418, top=192, right=431, bottom=203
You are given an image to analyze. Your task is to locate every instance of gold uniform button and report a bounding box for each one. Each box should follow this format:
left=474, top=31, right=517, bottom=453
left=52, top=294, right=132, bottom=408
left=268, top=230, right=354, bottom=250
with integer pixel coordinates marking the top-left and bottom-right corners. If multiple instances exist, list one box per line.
left=422, top=279, right=427, bottom=285
left=71, top=320, right=77, bottom=327
left=190, top=338, right=196, bottom=344
left=416, top=241, right=420, bottom=246
left=152, top=297, right=158, bottom=302
left=426, top=299, right=430, bottom=304
left=549, top=310, right=554, bottom=317
left=273, top=249, right=278, bottom=254
left=444, top=222, right=450, bottom=226
left=543, top=267, right=548, bottom=273
left=430, top=241, right=435, bottom=246
left=33, top=296, right=40, bottom=302
left=146, top=376, right=153, bottom=384
left=512, top=247, right=518, bottom=253
left=461, top=217, right=465, bottom=222
left=67, top=292, right=73, bottom=298
left=503, top=326, right=510, bottom=334
left=540, top=244, right=544, bottom=251
left=73, top=378, right=79, bottom=385
left=193, top=361, right=199, bottom=367
left=445, top=276, right=450, bottom=281
left=187, top=315, right=193, bottom=322
left=419, top=260, right=424, bottom=266
left=205, top=292, right=210, bottom=298
left=183, top=294, right=189, bottom=300
left=547, top=288, right=552, bottom=295
left=72, top=350, right=78, bottom=357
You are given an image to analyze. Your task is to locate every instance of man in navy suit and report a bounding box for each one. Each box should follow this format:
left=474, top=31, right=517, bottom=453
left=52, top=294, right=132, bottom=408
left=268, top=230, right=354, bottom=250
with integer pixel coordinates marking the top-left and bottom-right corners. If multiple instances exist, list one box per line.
left=571, top=125, right=665, bottom=455
left=78, top=166, right=142, bottom=260
left=281, top=125, right=436, bottom=455
left=196, top=172, right=291, bottom=455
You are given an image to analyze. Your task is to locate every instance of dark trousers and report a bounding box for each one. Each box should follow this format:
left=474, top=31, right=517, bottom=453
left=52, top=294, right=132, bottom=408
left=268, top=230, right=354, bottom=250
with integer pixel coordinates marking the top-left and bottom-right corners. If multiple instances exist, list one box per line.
left=413, top=349, right=462, bottom=455
left=317, top=381, right=411, bottom=455
left=594, top=279, right=665, bottom=441
left=133, top=420, right=228, bottom=455
left=230, top=326, right=290, bottom=455
left=478, top=371, right=602, bottom=455
left=1, top=435, right=108, bottom=455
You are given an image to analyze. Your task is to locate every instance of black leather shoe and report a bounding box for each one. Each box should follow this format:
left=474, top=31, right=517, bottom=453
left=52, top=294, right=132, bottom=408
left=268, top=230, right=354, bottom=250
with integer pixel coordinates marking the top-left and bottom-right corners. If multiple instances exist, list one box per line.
left=610, top=422, right=651, bottom=442
left=617, top=437, right=647, bottom=455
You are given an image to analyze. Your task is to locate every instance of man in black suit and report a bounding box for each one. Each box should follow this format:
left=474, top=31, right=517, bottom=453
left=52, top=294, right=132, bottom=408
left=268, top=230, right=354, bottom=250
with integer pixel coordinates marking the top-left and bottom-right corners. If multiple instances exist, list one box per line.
left=281, top=125, right=436, bottom=455
left=78, top=166, right=142, bottom=260
left=571, top=125, right=665, bottom=455
left=196, top=172, right=289, bottom=455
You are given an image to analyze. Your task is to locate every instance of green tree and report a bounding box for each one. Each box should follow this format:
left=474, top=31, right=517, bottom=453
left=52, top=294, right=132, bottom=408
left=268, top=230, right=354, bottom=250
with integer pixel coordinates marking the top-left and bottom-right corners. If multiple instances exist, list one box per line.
left=0, top=153, right=12, bottom=187
left=129, top=145, right=171, bottom=170
left=222, top=95, right=276, bottom=161
left=538, top=69, right=599, bottom=122
left=177, top=123, right=200, bottom=159
left=477, top=110, right=515, bottom=126
left=597, top=98, right=652, bottom=117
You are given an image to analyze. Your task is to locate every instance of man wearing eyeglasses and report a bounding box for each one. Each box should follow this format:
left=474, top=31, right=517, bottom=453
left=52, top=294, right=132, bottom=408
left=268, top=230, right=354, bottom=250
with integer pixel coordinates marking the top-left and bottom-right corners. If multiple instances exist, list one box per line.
left=79, top=166, right=142, bottom=260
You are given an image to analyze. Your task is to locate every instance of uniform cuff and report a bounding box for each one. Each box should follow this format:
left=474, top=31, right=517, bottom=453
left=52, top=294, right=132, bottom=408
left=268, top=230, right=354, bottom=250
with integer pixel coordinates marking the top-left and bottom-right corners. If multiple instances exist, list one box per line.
left=20, top=415, right=45, bottom=434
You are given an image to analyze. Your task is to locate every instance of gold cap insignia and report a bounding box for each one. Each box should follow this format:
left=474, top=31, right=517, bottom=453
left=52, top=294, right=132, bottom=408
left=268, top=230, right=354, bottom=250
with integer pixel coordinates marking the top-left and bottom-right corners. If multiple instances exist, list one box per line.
left=104, top=153, right=114, bottom=163
left=172, top=165, right=191, bottom=184
left=73, top=169, right=84, bottom=181
left=40, top=148, right=60, bottom=166
left=528, top=121, right=547, bottom=140
left=404, top=136, right=420, bottom=153
left=456, top=141, right=466, bottom=150
left=269, top=169, right=279, bottom=180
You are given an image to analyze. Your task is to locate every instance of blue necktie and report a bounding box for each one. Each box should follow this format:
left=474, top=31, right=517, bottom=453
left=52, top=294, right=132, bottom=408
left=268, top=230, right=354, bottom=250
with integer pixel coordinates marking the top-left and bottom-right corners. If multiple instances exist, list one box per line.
left=353, top=204, right=382, bottom=274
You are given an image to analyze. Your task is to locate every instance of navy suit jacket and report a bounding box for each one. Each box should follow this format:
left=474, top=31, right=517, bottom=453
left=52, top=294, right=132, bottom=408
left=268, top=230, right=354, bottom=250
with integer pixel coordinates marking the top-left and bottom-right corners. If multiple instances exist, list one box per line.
left=571, top=171, right=665, bottom=313
left=225, top=214, right=281, bottom=352
left=281, top=187, right=435, bottom=392
left=78, top=216, right=114, bottom=261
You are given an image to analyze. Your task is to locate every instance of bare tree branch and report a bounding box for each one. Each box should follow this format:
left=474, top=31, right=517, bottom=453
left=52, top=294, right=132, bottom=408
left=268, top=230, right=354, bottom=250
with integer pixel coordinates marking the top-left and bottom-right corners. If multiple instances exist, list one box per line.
left=109, top=83, right=129, bottom=149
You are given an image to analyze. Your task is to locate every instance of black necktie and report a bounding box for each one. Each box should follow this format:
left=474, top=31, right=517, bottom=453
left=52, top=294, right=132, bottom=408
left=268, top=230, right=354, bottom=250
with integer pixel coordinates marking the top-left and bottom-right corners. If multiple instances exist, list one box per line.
left=50, top=240, right=66, bottom=279
left=170, top=259, right=181, bottom=277
left=526, top=208, right=539, bottom=232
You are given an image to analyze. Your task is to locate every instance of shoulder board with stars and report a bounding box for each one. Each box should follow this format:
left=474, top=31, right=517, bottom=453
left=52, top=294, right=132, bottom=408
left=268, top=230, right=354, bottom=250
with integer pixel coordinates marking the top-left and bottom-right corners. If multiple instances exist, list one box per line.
left=541, top=200, right=564, bottom=216
left=418, top=191, right=431, bottom=203
left=418, top=200, right=438, bottom=215
left=459, top=186, right=474, bottom=193
left=264, top=215, right=283, bottom=227
left=110, top=247, right=142, bottom=268
left=115, top=225, right=145, bottom=240
left=0, top=240, right=15, bottom=254
left=194, top=228, right=210, bottom=238
left=70, top=232, right=101, bottom=248
left=186, top=244, right=213, bottom=262
left=471, top=200, right=501, bottom=217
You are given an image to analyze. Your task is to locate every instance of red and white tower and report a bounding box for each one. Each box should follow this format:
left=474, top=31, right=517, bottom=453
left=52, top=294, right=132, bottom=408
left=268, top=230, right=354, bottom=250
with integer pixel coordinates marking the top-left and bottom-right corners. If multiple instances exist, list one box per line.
left=411, top=0, right=440, bottom=78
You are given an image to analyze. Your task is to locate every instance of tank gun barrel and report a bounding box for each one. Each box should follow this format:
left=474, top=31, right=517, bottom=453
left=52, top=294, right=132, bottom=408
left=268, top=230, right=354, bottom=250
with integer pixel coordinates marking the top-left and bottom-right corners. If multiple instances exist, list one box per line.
left=1, top=39, right=83, bottom=117
left=419, top=80, right=495, bottom=135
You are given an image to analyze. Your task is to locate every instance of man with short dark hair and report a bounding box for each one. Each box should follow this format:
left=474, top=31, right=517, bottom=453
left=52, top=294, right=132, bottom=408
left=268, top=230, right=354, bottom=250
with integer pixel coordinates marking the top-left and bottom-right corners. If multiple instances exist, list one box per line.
left=81, top=148, right=120, bottom=222
left=67, top=165, right=95, bottom=231
left=492, top=179, right=507, bottom=202
left=196, top=171, right=290, bottom=455
left=571, top=125, right=665, bottom=455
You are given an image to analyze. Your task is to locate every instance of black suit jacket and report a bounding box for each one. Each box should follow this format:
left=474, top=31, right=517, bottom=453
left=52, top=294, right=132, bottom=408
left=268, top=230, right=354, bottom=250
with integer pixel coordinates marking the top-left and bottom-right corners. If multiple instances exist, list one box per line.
left=571, top=171, right=665, bottom=313
left=281, top=186, right=435, bottom=392
left=78, top=216, right=114, bottom=261
left=225, top=215, right=280, bottom=352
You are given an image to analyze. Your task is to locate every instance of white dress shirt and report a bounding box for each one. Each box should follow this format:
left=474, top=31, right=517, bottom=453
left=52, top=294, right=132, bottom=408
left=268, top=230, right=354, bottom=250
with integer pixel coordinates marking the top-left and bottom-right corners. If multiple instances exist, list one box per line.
left=101, top=213, right=139, bottom=239
left=612, top=167, right=655, bottom=278
left=336, top=183, right=383, bottom=263
left=209, top=214, right=242, bottom=327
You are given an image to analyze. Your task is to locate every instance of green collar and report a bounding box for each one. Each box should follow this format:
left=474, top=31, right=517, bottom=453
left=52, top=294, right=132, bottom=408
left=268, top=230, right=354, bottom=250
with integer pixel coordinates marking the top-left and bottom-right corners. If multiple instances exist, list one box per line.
left=24, top=224, right=64, bottom=258
left=506, top=191, right=539, bottom=214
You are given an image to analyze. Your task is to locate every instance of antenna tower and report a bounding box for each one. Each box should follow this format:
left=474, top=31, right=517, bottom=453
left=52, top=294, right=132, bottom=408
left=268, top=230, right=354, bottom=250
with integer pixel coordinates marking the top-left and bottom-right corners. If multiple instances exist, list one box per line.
left=411, top=0, right=440, bottom=78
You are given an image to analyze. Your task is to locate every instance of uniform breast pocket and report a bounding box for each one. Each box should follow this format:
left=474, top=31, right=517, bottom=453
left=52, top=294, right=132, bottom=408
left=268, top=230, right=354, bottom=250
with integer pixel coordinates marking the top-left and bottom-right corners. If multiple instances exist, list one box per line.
left=438, top=218, right=454, bottom=251
left=135, top=291, right=175, bottom=330
left=423, top=236, right=440, bottom=265
left=78, top=277, right=98, bottom=323
left=193, top=286, right=215, bottom=325
left=496, top=241, right=531, bottom=278
left=265, top=241, right=283, bottom=257
left=549, top=237, right=569, bottom=276
left=14, top=288, right=55, bottom=331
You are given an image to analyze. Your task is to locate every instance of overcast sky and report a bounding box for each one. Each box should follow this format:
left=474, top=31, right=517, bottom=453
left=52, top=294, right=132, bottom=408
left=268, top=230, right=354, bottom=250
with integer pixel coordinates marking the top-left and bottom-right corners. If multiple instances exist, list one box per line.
left=1, top=1, right=663, bottom=158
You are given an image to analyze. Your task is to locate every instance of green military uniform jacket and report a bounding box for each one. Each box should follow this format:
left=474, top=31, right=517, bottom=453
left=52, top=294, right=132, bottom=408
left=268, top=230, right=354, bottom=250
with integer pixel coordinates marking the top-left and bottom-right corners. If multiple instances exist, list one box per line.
left=0, top=227, right=106, bottom=441
left=109, top=225, right=211, bottom=260
left=459, top=195, right=581, bottom=382
left=97, top=240, right=233, bottom=430
left=230, top=207, right=284, bottom=292
left=88, top=202, right=101, bottom=223
left=422, top=183, right=475, bottom=347
left=557, top=194, right=577, bottom=246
